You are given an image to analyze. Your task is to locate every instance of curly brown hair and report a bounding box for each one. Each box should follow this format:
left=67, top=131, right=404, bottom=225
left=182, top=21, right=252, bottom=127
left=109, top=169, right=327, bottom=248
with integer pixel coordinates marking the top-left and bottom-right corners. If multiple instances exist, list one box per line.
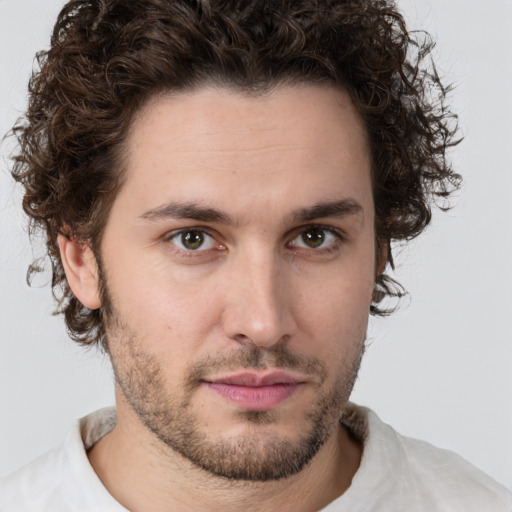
left=10, top=0, right=460, bottom=347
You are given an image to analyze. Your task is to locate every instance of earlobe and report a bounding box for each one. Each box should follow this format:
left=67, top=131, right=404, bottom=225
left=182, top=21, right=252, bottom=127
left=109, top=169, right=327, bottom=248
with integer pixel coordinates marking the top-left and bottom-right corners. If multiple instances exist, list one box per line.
left=58, top=234, right=101, bottom=310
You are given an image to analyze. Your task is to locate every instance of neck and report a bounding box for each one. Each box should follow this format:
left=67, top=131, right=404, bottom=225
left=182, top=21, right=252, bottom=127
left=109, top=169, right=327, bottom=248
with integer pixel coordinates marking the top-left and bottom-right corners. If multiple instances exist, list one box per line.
left=88, top=402, right=361, bottom=512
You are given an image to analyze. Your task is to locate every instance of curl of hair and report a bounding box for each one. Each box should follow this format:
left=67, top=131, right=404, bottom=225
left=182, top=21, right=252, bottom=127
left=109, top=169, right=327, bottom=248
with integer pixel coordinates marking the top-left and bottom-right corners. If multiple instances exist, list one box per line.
left=10, top=0, right=461, bottom=347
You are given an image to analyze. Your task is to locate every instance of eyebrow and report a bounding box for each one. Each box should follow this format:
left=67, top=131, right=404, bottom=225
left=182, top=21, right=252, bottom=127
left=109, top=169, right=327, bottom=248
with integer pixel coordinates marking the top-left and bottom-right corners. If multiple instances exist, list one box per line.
left=139, top=198, right=363, bottom=225
left=139, top=202, right=235, bottom=224
left=291, top=199, right=364, bottom=223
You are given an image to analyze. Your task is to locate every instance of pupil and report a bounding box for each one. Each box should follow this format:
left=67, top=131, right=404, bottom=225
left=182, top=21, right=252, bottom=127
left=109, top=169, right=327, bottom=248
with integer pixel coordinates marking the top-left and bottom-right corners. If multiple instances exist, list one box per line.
left=302, top=229, right=324, bottom=248
left=183, top=231, right=204, bottom=250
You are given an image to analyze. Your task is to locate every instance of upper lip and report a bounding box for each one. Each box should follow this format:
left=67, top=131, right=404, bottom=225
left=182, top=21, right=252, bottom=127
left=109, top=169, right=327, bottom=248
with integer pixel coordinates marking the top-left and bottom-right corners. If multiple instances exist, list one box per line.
left=205, top=371, right=304, bottom=387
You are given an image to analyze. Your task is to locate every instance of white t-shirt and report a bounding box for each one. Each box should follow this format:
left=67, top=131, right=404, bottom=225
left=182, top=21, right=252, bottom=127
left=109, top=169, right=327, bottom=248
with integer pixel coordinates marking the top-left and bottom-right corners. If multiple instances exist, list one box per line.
left=0, top=405, right=510, bottom=511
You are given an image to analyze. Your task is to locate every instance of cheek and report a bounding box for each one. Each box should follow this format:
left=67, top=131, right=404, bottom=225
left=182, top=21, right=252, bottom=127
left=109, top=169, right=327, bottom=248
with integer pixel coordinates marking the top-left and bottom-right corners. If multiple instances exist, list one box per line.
left=113, top=273, right=223, bottom=358
left=293, top=267, right=373, bottom=354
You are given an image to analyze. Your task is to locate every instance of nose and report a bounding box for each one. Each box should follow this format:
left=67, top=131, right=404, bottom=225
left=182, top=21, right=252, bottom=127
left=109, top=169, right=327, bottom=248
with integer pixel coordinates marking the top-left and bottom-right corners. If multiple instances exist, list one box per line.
left=221, top=249, right=297, bottom=349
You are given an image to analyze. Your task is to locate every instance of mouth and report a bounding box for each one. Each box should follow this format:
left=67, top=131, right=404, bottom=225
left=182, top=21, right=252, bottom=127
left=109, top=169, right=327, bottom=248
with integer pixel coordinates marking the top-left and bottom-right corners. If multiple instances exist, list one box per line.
left=203, top=371, right=305, bottom=411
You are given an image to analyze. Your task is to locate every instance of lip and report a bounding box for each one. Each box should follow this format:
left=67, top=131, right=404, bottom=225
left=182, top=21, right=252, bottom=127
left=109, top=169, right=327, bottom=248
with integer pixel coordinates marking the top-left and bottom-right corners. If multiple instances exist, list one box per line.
left=204, top=371, right=305, bottom=410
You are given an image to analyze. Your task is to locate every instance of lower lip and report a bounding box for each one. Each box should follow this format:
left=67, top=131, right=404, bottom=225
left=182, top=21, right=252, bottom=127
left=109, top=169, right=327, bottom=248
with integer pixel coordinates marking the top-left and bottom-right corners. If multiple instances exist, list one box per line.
left=206, top=382, right=301, bottom=410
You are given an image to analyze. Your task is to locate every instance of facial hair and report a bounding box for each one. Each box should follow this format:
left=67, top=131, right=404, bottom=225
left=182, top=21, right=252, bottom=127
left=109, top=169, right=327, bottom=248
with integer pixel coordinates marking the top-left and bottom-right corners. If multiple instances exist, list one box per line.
left=101, top=283, right=364, bottom=482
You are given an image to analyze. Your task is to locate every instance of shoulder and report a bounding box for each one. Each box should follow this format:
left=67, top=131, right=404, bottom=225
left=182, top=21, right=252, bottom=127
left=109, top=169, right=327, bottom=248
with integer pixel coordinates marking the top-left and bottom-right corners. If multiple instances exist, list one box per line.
left=0, top=427, right=85, bottom=511
left=396, top=426, right=511, bottom=509
left=338, top=405, right=512, bottom=511
left=0, top=408, right=122, bottom=512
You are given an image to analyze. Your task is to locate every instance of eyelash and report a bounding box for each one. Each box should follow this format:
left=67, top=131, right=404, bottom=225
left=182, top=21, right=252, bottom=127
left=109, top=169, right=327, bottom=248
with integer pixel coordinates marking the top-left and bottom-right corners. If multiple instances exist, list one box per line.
left=163, top=225, right=345, bottom=257
left=164, top=228, right=224, bottom=257
left=287, top=224, right=345, bottom=255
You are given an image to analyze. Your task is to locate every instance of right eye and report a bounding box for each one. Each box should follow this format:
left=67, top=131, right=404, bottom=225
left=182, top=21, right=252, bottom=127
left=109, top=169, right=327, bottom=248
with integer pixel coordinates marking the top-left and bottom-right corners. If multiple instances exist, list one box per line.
left=167, top=229, right=217, bottom=252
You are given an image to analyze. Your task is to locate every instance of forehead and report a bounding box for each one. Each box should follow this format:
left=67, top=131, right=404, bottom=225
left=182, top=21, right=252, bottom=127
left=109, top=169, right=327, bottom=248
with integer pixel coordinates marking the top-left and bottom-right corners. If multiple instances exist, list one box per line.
left=117, top=84, right=373, bottom=222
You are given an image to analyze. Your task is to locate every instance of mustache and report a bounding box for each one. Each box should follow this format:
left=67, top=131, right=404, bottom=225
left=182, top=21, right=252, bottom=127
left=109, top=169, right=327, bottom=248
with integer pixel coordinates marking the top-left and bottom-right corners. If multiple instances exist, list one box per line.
left=185, top=344, right=327, bottom=387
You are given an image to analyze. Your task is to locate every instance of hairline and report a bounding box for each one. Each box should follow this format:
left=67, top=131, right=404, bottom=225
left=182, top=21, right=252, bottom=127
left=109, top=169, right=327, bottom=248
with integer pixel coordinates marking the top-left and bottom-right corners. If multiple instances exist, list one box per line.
left=90, top=78, right=378, bottom=256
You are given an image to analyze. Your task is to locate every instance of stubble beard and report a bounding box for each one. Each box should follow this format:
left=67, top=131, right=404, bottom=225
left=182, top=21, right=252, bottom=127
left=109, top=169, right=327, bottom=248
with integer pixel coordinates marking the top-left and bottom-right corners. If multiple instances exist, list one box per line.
left=102, top=290, right=364, bottom=482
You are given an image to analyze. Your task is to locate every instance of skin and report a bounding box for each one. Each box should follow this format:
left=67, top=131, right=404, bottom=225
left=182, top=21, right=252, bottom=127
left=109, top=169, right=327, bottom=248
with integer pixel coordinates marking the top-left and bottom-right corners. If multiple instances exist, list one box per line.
left=60, top=84, right=385, bottom=511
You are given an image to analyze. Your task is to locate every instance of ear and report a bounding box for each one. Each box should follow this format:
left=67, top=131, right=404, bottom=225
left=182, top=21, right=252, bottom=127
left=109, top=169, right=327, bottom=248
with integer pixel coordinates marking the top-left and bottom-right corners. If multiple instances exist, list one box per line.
left=375, top=239, right=389, bottom=277
left=58, top=235, right=101, bottom=310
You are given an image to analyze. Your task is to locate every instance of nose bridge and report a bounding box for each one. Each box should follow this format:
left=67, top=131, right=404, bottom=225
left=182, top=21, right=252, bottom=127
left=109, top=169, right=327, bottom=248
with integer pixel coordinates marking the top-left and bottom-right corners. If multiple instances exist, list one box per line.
left=222, top=243, right=295, bottom=347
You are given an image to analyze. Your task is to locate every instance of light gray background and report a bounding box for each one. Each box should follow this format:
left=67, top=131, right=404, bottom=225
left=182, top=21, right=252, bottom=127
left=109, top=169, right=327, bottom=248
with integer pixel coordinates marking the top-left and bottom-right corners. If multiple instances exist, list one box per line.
left=1, top=0, right=511, bottom=490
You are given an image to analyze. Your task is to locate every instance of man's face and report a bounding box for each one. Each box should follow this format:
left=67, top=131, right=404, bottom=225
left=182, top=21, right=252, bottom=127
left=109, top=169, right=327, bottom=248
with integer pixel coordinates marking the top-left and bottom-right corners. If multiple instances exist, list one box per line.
left=97, top=85, right=378, bottom=480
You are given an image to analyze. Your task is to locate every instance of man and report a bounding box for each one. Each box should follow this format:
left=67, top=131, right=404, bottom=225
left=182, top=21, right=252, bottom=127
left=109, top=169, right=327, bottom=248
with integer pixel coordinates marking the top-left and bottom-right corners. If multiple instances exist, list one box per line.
left=1, top=0, right=510, bottom=510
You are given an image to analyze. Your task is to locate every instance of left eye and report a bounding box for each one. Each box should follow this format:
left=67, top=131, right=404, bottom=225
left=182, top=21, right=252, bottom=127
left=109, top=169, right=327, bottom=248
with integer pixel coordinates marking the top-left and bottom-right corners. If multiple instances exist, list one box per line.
left=168, top=230, right=217, bottom=251
left=290, top=227, right=339, bottom=249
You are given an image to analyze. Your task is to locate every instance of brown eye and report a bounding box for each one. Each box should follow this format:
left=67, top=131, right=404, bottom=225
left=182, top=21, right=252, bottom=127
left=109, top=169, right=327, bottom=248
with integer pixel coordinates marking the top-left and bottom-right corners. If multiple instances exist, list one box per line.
left=301, top=228, right=326, bottom=248
left=169, top=230, right=216, bottom=251
left=290, top=227, right=339, bottom=250
left=182, top=231, right=204, bottom=250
